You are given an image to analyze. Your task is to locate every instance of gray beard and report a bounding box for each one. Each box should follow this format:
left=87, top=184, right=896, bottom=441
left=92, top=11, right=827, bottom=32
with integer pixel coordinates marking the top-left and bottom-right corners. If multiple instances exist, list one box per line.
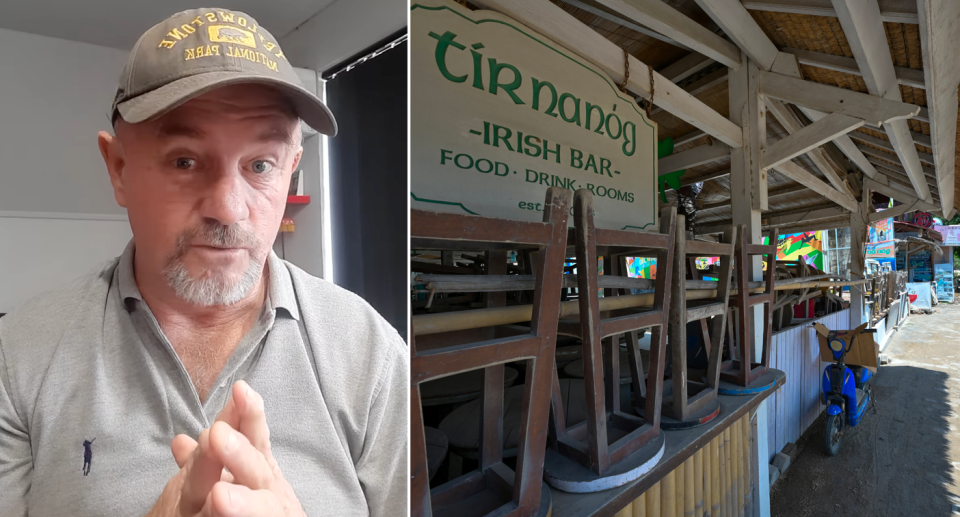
left=163, top=256, right=262, bottom=306
left=161, top=221, right=264, bottom=306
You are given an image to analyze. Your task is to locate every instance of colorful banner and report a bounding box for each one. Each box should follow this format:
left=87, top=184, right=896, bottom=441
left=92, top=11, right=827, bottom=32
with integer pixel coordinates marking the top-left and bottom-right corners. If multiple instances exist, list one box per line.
left=934, top=225, right=960, bottom=246
left=775, top=232, right=824, bottom=270
left=935, top=263, right=954, bottom=303
left=869, top=218, right=893, bottom=243
left=906, top=282, right=933, bottom=309
left=864, top=240, right=895, bottom=259
left=695, top=256, right=720, bottom=270
left=625, top=257, right=656, bottom=279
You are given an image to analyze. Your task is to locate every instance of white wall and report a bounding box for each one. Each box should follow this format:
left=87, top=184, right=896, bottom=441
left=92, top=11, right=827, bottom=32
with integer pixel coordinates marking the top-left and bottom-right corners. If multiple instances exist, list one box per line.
left=279, top=0, right=406, bottom=74
left=0, top=215, right=132, bottom=313
left=0, top=28, right=132, bottom=313
left=0, top=28, right=127, bottom=216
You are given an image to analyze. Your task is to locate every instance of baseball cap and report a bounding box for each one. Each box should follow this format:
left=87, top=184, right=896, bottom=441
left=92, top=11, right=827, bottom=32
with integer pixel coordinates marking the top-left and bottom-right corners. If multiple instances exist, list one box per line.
left=111, top=7, right=337, bottom=136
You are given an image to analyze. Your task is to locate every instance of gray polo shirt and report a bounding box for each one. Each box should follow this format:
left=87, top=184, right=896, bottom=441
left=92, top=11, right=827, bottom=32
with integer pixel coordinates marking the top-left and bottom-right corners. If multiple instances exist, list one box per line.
left=0, top=242, right=408, bottom=516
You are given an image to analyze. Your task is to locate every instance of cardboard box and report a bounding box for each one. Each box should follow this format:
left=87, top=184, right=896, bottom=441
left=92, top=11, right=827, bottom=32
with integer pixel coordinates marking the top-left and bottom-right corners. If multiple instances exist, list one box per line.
left=813, top=322, right=880, bottom=373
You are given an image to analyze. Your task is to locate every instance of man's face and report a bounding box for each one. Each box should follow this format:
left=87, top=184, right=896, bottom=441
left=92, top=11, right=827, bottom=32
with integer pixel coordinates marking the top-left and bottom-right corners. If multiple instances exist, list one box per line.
left=101, top=84, right=302, bottom=306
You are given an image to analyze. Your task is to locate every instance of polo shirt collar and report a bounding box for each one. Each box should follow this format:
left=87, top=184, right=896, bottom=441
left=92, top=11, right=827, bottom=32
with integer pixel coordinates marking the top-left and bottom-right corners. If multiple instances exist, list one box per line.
left=117, top=240, right=299, bottom=321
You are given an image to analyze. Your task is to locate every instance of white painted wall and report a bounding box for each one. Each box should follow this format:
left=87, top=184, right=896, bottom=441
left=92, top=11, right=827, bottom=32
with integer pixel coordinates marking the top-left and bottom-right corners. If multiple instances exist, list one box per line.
left=0, top=28, right=127, bottom=216
left=0, top=28, right=132, bottom=313
left=0, top=215, right=132, bottom=313
left=279, top=0, right=406, bottom=73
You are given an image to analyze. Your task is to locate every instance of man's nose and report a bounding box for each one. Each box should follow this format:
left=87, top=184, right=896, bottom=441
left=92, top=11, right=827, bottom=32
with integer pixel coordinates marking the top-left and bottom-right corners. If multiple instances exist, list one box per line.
left=199, top=167, right=249, bottom=226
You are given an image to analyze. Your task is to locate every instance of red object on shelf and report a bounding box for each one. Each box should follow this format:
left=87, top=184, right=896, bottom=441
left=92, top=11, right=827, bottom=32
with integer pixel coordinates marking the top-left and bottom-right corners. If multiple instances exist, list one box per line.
left=287, top=195, right=310, bottom=204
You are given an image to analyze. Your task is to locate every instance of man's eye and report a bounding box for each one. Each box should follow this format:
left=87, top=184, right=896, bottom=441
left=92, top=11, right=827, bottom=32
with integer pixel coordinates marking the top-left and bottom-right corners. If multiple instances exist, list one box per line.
left=252, top=160, right=273, bottom=174
left=175, top=158, right=195, bottom=169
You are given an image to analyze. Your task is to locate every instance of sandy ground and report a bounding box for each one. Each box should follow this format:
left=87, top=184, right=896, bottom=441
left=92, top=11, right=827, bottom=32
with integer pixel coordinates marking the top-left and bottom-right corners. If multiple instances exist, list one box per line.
left=771, top=303, right=960, bottom=517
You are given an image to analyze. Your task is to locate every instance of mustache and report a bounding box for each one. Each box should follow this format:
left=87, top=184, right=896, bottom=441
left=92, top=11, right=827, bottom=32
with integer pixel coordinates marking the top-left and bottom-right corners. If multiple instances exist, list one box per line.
left=173, top=221, right=261, bottom=255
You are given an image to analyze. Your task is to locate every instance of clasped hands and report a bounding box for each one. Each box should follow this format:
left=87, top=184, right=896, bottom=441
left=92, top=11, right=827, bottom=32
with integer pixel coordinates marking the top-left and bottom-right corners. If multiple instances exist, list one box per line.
left=146, top=381, right=305, bottom=517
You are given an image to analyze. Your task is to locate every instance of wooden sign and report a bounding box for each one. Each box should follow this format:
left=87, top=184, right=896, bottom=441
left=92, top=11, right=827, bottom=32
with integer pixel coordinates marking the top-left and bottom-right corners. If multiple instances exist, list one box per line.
left=410, top=0, right=658, bottom=230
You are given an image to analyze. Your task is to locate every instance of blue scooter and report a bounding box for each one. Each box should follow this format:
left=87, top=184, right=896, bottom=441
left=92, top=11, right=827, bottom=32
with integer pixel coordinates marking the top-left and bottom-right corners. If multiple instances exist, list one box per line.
left=821, top=328, right=877, bottom=456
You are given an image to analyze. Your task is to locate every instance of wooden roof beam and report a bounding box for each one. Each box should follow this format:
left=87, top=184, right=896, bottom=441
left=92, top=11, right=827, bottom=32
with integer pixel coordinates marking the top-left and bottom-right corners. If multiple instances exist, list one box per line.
left=796, top=107, right=881, bottom=179
left=658, top=52, right=715, bottom=83
left=864, top=176, right=942, bottom=215
left=650, top=68, right=728, bottom=115
left=679, top=168, right=730, bottom=187
left=693, top=0, right=779, bottom=70
left=865, top=156, right=938, bottom=184
left=917, top=0, right=959, bottom=214
left=781, top=47, right=926, bottom=89
left=470, top=0, right=745, bottom=148
left=698, top=182, right=816, bottom=211
left=765, top=98, right=850, bottom=194
left=761, top=112, right=865, bottom=170
left=560, top=0, right=694, bottom=52
left=869, top=200, right=920, bottom=223
left=831, top=0, right=933, bottom=203
left=771, top=160, right=859, bottom=212
left=593, top=0, right=741, bottom=68
left=854, top=140, right=936, bottom=170
left=698, top=204, right=849, bottom=234
left=758, top=71, right=920, bottom=127
left=741, top=0, right=919, bottom=24
left=660, top=141, right=730, bottom=173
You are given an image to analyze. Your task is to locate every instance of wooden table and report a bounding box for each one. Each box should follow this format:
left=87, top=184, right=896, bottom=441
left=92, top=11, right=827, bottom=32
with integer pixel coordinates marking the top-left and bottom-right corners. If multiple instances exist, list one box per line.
left=548, top=369, right=785, bottom=517
left=418, top=366, right=520, bottom=406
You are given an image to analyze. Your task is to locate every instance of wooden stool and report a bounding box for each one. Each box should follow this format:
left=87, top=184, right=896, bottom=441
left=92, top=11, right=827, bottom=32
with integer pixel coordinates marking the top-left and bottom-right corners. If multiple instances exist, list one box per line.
left=563, top=347, right=647, bottom=384
left=440, top=379, right=591, bottom=461
left=544, top=189, right=675, bottom=493
left=424, top=427, right=449, bottom=482
left=719, top=228, right=779, bottom=394
left=410, top=187, right=571, bottom=517
left=419, top=367, right=520, bottom=407
left=648, top=219, right=737, bottom=429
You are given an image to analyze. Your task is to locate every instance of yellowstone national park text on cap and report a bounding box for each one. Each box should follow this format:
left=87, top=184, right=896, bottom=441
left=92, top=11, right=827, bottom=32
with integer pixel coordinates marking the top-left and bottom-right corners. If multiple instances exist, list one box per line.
left=111, top=7, right=337, bottom=136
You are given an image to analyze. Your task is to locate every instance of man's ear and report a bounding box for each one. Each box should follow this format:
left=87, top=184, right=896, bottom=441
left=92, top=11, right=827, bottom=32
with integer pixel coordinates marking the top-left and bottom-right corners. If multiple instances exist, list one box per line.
left=291, top=146, right=303, bottom=173
left=98, top=130, right=128, bottom=208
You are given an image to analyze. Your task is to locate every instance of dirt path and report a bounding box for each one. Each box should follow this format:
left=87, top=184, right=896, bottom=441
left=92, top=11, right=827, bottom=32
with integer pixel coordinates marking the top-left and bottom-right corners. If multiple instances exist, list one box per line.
left=771, top=304, right=960, bottom=517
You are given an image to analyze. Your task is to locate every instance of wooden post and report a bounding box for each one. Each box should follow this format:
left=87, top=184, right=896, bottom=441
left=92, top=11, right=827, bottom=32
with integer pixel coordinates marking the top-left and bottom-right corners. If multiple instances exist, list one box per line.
left=669, top=215, right=690, bottom=418
left=730, top=55, right=772, bottom=517
left=849, top=179, right=870, bottom=327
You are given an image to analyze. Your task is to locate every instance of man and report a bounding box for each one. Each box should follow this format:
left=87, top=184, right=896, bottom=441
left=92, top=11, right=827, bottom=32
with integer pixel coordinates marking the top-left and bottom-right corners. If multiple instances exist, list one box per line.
left=0, top=8, right=407, bottom=517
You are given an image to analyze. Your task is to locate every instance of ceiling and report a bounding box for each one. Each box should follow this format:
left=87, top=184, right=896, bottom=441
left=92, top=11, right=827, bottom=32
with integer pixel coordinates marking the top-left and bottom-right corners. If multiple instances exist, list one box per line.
left=0, top=0, right=338, bottom=50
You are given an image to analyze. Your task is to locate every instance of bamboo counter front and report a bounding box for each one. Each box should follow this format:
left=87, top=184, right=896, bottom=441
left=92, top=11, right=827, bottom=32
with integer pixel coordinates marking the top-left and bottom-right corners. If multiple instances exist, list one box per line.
left=548, top=371, right=784, bottom=517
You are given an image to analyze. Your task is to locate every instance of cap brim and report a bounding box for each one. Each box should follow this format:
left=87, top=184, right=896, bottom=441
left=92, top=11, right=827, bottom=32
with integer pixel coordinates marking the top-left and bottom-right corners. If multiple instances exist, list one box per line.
left=116, top=71, right=337, bottom=136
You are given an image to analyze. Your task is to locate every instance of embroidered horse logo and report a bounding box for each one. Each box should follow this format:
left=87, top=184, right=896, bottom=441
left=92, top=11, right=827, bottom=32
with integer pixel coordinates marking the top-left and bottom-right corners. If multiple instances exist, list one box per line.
left=83, top=438, right=95, bottom=476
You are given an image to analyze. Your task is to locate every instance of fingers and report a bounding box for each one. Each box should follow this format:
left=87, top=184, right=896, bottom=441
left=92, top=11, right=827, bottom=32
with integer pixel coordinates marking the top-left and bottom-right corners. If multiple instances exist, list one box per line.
left=179, top=429, right=225, bottom=515
left=216, top=381, right=273, bottom=458
left=208, top=421, right=273, bottom=490
left=204, top=482, right=284, bottom=517
left=171, top=434, right=198, bottom=469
